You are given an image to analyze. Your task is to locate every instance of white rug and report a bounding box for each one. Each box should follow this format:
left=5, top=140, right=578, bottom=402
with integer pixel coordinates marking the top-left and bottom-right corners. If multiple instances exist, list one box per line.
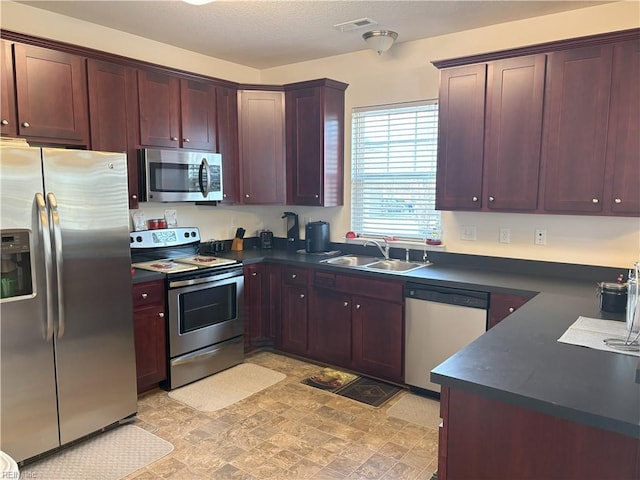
left=20, top=425, right=173, bottom=480
left=168, top=363, right=286, bottom=412
left=386, top=393, right=441, bottom=429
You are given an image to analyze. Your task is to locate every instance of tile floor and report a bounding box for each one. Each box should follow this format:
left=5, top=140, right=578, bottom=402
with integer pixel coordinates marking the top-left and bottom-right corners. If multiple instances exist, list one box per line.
left=126, top=351, right=440, bottom=480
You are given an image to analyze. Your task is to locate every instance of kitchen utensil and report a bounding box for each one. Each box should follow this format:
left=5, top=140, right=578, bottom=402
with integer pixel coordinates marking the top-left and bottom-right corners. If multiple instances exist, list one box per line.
left=231, top=227, right=245, bottom=251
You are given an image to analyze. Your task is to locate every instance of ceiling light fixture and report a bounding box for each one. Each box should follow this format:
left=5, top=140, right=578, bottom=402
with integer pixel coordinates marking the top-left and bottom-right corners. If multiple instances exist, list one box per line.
left=362, top=30, right=398, bottom=55
left=182, top=0, right=215, bottom=5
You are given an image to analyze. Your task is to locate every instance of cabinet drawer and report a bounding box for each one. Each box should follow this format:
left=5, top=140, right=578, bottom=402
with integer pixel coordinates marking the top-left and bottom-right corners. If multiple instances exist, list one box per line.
left=282, top=267, right=308, bottom=286
left=312, top=270, right=336, bottom=289
left=335, top=274, right=403, bottom=303
left=132, top=281, right=164, bottom=309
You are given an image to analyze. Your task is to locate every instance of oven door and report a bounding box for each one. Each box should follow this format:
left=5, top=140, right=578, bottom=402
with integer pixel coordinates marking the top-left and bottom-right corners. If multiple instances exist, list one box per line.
left=167, top=270, right=243, bottom=358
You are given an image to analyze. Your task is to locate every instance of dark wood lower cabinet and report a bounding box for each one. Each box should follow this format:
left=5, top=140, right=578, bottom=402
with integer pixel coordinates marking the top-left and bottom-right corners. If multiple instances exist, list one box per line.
left=488, top=293, right=531, bottom=329
left=352, top=296, right=403, bottom=383
left=438, top=387, right=639, bottom=480
left=309, top=288, right=352, bottom=365
left=132, top=281, right=167, bottom=394
left=243, top=264, right=279, bottom=351
left=279, top=283, right=309, bottom=356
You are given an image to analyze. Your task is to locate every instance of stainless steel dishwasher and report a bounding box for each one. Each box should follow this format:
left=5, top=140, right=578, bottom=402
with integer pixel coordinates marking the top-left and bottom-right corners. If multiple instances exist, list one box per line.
left=405, top=283, right=488, bottom=394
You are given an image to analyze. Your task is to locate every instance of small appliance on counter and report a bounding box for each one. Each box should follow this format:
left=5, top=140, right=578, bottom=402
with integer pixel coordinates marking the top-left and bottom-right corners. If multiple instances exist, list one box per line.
left=259, top=230, right=273, bottom=249
left=282, top=212, right=299, bottom=251
left=306, top=221, right=331, bottom=253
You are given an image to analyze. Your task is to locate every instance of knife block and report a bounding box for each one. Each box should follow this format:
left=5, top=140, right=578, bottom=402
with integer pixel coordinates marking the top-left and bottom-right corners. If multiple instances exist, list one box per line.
left=231, top=238, right=243, bottom=251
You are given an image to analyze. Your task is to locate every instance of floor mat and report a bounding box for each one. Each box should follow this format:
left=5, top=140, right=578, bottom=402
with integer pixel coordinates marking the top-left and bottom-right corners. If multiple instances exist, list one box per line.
left=19, top=425, right=173, bottom=480
left=168, top=362, right=285, bottom=412
left=301, top=367, right=359, bottom=393
left=336, top=376, right=402, bottom=407
left=387, top=393, right=441, bottom=429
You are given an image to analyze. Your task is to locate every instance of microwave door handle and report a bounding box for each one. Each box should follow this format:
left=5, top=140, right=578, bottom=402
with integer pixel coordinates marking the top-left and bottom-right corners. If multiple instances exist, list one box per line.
left=198, top=158, right=210, bottom=198
left=36, top=193, right=55, bottom=341
left=47, top=193, right=65, bottom=339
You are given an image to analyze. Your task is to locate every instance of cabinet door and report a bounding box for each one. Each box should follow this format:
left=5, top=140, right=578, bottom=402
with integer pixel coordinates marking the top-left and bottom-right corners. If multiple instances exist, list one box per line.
left=13, top=43, right=88, bottom=143
left=1, top=40, right=17, bottom=136
left=604, top=40, right=640, bottom=215
left=488, top=293, right=530, bottom=329
left=137, top=69, right=180, bottom=148
left=542, top=45, right=613, bottom=213
left=243, top=264, right=267, bottom=351
left=133, top=305, right=167, bottom=393
left=280, top=284, right=308, bottom=355
left=436, top=64, right=486, bottom=210
left=180, top=78, right=216, bottom=151
left=309, top=288, right=352, bottom=366
left=352, top=296, right=403, bottom=383
left=238, top=90, right=285, bottom=204
left=484, top=55, right=545, bottom=211
left=216, top=86, right=239, bottom=203
left=87, top=59, right=139, bottom=208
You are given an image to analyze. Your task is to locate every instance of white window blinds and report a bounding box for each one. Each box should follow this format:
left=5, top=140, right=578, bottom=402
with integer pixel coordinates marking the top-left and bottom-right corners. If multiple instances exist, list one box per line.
left=351, top=100, right=440, bottom=240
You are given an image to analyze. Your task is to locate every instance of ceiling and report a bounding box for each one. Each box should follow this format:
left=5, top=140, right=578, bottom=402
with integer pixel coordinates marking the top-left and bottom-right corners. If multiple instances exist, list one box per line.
left=15, top=1, right=613, bottom=69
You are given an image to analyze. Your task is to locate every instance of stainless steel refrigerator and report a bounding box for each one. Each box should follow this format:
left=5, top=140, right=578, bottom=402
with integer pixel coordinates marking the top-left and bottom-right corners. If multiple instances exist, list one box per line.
left=0, top=143, right=137, bottom=463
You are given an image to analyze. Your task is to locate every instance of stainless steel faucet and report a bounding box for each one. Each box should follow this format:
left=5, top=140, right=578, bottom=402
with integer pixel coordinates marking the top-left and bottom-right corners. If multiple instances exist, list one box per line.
left=363, top=239, right=389, bottom=260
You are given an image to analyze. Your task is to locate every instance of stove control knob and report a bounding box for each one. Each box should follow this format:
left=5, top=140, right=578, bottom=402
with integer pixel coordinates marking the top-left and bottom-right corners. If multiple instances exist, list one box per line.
left=136, top=236, right=143, bottom=243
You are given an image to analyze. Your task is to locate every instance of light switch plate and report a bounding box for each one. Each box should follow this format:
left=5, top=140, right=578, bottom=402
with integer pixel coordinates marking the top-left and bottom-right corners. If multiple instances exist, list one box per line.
left=461, top=225, right=477, bottom=241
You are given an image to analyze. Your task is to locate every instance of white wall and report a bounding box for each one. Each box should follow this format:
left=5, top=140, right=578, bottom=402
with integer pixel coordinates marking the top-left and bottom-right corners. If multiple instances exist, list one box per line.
left=2, top=1, right=639, bottom=268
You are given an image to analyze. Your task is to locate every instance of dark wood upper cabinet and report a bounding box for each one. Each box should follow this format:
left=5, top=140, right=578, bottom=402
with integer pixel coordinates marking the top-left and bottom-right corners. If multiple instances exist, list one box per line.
left=87, top=59, right=139, bottom=208
left=180, top=78, right=216, bottom=151
left=541, top=45, right=613, bottom=213
left=285, top=79, right=348, bottom=207
left=216, top=85, right=239, bottom=204
left=604, top=40, right=640, bottom=215
left=237, top=90, right=285, bottom=204
left=435, top=64, right=487, bottom=210
left=13, top=43, right=89, bottom=144
left=1, top=39, right=17, bottom=137
left=136, top=69, right=181, bottom=148
left=484, top=55, right=545, bottom=211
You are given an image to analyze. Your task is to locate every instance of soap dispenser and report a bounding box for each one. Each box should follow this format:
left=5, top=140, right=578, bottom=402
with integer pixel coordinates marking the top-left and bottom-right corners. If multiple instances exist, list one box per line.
left=281, top=212, right=299, bottom=251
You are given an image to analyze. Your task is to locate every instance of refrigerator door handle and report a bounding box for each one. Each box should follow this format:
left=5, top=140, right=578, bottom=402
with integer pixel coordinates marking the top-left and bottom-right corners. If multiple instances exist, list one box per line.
left=47, top=192, right=65, bottom=339
left=36, top=193, right=55, bottom=342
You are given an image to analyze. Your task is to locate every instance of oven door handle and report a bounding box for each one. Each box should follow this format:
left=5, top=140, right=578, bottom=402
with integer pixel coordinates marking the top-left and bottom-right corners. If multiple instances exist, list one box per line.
left=168, top=268, right=242, bottom=288
left=171, top=340, right=238, bottom=366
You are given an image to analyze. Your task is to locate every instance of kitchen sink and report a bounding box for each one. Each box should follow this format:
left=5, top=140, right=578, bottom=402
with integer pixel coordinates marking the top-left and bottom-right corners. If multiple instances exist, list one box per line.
left=321, top=255, right=379, bottom=267
left=322, top=255, right=427, bottom=274
left=364, top=259, right=425, bottom=273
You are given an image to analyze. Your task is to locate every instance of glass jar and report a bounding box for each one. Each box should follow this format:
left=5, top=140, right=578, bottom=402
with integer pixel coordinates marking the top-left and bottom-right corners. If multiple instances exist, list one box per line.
left=599, top=282, right=627, bottom=314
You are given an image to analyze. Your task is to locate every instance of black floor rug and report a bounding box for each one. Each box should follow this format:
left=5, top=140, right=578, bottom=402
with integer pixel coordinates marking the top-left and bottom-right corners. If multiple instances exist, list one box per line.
left=303, top=369, right=401, bottom=407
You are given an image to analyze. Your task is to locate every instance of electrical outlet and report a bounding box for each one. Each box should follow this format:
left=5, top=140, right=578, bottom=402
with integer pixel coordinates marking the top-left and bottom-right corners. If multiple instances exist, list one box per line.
left=535, top=229, right=547, bottom=245
left=460, top=225, right=477, bottom=241
left=499, top=228, right=511, bottom=244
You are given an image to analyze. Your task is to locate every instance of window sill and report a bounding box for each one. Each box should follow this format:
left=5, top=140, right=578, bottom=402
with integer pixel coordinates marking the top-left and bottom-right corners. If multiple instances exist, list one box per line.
left=344, top=237, right=446, bottom=252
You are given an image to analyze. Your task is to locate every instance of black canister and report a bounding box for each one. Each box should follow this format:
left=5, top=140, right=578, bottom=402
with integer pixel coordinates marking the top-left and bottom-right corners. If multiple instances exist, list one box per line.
left=599, top=282, right=628, bottom=313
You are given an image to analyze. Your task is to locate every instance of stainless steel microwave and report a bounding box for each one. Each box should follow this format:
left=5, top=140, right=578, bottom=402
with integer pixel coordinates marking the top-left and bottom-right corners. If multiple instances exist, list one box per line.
left=139, top=148, right=223, bottom=202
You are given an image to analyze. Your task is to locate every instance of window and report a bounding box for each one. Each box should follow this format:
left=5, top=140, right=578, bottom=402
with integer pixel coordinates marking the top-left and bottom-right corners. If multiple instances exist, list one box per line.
left=351, top=100, right=440, bottom=240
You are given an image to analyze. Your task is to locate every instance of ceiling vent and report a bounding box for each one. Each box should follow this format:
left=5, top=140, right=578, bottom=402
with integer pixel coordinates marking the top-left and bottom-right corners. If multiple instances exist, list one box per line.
left=333, top=18, right=378, bottom=32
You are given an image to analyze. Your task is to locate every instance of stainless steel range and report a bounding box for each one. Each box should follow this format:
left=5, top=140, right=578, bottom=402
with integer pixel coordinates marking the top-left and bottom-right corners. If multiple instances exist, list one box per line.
left=130, top=227, right=244, bottom=390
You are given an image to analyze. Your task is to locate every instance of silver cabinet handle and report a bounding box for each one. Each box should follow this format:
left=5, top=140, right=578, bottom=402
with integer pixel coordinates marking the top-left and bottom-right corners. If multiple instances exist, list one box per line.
left=315, top=194, right=319, bottom=198
left=356, top=304, right=361, bottom=310
left=184, top=138, right=190, bottom=142
left=131, top=194, right=137, bottom=200
left=292, top=274, right=297, bottom=279
left=251, top=272, right=257, bottom=277
left=36, top=193, right=55, bottom=341
left=472, top=196, right=478, bottom=202
left=299, top=293, right=305, bottom=299
left=1, top=119, right=8, bottom=125
left=47, top=193, right=65, bottom=339
left=141, top=293, right=148, bottom=299
left=245, top=194, right=250, bottom=198
left=159, top=312, right=165, bottom=318
left=343, top=301, right=349, bottom=307
left=508, top=307, right=515, bottom=313
left=171, top=136, right=178, bottom=141
left=223, top=193, right=227, bottom=198
left=22, top=121, right=30, bottom=128
left=592, top=198, right=599, bottom=204
left=489, top=196, right=495, bottom=202
left=614, top=198, right=622, bottom=204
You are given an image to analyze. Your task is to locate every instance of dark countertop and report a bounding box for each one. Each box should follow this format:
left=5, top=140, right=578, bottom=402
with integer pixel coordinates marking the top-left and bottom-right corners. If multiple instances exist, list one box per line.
left=132, top=245, right=640, bottom=438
